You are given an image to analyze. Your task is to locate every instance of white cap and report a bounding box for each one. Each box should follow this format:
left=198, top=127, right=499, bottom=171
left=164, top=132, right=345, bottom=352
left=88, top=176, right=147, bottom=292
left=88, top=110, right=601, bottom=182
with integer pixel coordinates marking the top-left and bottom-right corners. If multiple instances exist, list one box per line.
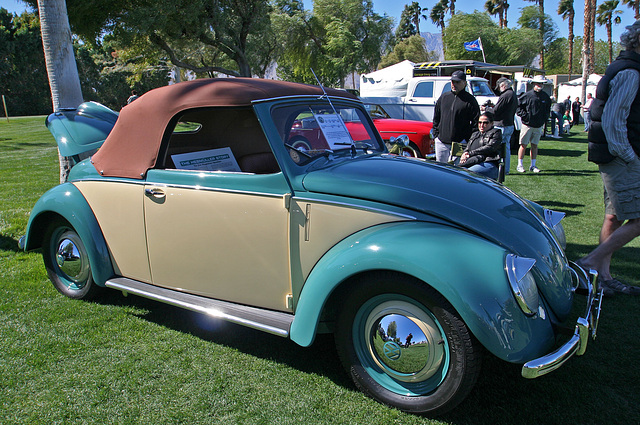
left=532, top=75, right=547, bottom=84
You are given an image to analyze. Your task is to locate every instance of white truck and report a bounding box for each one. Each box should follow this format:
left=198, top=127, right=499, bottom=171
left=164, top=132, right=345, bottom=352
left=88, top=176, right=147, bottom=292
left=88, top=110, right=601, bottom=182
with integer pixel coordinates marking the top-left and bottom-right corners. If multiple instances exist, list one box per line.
left=360, top=65, right=499, bottom=122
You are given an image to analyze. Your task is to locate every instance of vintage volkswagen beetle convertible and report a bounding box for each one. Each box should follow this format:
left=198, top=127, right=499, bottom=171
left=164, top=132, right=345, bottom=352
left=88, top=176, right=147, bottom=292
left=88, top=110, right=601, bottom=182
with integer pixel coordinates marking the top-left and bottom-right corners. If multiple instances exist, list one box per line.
left=21, top=78, right=602, bottom=415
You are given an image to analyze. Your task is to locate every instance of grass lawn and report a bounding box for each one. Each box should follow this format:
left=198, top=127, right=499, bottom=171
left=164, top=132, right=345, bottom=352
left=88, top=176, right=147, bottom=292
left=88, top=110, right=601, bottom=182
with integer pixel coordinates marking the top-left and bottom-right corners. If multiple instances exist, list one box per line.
left=1, top=117, right=639, bottom=424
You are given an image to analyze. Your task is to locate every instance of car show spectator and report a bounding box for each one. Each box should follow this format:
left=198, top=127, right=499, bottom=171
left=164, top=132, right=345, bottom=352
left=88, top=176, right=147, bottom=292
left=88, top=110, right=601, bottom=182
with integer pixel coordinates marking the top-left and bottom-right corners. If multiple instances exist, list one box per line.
left=583, top=92, right=594, bottom=131
left=493, top=77, right=517, bottom=174
left=572, top=97, right=582, bottom=126
left=515, top=75, right=551, bottom=173
left=432, top=71, right=480, bottom=163
left=550, top=97, right=566, bottom=138
left=581, top=20, right=640, bottom=296
left=563, top=95, right=572, bottom=116
left=459, top=111, right=502, bottom=180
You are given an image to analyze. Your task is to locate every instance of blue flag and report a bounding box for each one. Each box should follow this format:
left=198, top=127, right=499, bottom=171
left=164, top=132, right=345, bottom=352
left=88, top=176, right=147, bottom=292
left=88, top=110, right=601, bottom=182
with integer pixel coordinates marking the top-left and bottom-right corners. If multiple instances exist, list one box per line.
left=464, top=39, right=482, bottom=52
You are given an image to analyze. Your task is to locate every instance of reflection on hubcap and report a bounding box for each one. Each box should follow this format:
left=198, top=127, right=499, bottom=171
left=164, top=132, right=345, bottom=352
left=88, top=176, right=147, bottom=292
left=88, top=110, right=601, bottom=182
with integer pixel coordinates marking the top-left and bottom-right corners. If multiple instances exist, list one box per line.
left=365, top=301, right=445, bottom=383
left=55, top=233, right=90, bottom=286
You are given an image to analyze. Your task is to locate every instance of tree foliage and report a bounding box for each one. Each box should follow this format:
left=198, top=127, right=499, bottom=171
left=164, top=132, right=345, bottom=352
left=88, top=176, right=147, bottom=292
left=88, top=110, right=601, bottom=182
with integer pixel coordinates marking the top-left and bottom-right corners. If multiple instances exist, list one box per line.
left=272, top=0, right=393, bottom=86
left=379, top=34, right=438, bottom=69
left=0, top=9, right=51, bottom=116
left=443, top=12, right=539, bottom=66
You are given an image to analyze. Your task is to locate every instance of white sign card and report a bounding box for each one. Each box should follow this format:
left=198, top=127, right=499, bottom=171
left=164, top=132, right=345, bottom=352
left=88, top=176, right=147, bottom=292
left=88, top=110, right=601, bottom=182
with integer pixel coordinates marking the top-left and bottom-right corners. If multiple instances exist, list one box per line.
left=171, top=147, right=241, bottom=172
left=313, top=113, right=353, bottom=149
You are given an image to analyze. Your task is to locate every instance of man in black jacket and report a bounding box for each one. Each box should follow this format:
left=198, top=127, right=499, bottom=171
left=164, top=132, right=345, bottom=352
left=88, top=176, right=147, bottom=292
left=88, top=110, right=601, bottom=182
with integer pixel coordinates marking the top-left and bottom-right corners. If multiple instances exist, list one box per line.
left=493, top=77, right=517, bottom=174
left=516, top=75, right=551, bottom=173
left=432, top=71, right=480, bottom=163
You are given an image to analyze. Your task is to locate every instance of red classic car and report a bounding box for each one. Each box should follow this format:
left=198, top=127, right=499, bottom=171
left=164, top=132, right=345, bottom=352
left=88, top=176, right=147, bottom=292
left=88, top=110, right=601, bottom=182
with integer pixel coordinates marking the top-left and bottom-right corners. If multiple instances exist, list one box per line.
left=287, top=104, right=433, bottom=158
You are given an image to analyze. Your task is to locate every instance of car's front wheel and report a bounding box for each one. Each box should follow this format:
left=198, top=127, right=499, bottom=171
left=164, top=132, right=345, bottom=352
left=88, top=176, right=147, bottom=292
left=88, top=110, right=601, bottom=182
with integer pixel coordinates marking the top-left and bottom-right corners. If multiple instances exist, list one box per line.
left=335, top=273, right=481, bottom=415
left=42, top=219, right=101, bottom=300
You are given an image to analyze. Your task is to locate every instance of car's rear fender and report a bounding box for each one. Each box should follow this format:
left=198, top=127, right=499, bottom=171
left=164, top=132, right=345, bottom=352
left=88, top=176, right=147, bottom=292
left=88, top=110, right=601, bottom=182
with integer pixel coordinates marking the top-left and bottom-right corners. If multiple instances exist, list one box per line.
left=289, top=221, right=555, bottom=363
left=23, top=183, right=114, bottom=286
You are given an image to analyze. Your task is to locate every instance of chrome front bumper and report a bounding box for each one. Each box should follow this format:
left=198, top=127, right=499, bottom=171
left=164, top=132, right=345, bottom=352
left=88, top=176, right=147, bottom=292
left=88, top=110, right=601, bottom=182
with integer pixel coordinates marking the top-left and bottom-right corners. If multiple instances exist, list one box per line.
left=521, top=262, right=603, bottom=379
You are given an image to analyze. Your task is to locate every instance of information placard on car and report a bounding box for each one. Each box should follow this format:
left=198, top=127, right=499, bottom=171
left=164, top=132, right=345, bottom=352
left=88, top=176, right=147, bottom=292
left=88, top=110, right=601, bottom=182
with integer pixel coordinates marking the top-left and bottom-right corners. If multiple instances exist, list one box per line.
left=172, top=147, right=241, bottom=172
left=313, top=113, right=353, bottom=149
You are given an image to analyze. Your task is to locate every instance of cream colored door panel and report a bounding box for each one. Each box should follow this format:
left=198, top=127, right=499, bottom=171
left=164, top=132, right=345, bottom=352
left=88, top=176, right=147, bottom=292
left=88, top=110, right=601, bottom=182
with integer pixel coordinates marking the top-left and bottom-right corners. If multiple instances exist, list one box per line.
left=74, top=181, right=151, bottom=282
left=144, top=185, right=291, bottom=312
left=289, top=199, right=405, bottom=281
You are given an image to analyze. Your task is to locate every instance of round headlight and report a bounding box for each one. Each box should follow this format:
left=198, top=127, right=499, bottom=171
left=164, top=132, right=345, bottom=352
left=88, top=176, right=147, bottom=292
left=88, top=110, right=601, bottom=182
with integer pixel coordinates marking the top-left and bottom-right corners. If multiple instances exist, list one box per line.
left=505, top=254, right=540, bottom=316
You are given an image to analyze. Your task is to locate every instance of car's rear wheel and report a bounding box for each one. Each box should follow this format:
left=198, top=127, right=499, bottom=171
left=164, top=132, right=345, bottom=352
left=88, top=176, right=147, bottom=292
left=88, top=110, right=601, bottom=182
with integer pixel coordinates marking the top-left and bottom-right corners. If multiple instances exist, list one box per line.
left=335, top=273, right=481, bottom=415
left=42, top=219, right=101, bottom=300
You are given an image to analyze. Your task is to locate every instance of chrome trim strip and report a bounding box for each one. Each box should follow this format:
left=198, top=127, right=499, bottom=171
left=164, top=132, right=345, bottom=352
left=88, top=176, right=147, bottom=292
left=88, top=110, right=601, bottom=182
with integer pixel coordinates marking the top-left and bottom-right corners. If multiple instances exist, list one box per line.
left=106, top=278, right=293, bottom=337
left=521, top=263, right=602, bottom=378
left=292, top=196, right=417, bottom=220
left=73, top=178, right=285, bottom=199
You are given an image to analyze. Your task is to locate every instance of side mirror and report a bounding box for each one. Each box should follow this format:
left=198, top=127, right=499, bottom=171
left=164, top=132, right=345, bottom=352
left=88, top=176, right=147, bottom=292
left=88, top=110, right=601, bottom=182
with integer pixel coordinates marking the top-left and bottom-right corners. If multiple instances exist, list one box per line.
left=389, top=134, right=410, bottom=146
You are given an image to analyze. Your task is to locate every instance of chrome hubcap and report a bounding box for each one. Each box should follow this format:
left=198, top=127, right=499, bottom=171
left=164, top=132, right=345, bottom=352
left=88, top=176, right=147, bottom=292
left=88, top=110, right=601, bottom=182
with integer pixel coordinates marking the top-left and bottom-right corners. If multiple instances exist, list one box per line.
left=55, top=233, right=90, bottom=286
left=365, top=301, right=445, bottom=383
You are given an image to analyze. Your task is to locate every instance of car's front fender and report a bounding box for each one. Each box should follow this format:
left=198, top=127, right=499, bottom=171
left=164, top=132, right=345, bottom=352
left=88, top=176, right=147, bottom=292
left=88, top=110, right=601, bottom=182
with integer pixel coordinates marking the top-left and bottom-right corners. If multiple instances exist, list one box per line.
left=289, top=221, right=555, bottom=363
left=23, top=183, right=113, bottom=286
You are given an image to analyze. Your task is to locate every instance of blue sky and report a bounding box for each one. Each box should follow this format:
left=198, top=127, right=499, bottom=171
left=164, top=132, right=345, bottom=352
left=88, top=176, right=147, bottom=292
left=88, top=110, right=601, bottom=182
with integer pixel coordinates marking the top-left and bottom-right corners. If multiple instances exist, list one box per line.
left=4, top=0, right=631, bottom=42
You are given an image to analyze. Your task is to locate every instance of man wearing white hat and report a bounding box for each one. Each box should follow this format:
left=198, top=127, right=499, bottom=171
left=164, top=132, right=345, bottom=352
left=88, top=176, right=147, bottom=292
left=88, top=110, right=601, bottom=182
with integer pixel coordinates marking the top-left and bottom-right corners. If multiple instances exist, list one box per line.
left=515, top=75, right=551, bottom=173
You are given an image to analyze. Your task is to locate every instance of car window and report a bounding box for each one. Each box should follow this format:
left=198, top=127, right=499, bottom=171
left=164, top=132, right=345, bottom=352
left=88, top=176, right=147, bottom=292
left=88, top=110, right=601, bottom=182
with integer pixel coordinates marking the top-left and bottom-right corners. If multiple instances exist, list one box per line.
left=441, top=83, right=451, bottom=97
left=413, top=82, right=434, bottom=98
left=365, top=104, right=391, bottom=119
left=160, top=107, right=280, bottom=174
left=469, top=81, right=495, bottom=96
left=272, top=103, right=384, bottom=166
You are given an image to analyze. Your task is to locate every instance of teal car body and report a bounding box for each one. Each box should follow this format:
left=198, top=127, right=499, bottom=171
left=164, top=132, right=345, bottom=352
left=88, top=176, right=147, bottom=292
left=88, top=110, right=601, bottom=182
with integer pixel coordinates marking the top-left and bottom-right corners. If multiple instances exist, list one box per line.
left=21, top=78, right=601, bottom=415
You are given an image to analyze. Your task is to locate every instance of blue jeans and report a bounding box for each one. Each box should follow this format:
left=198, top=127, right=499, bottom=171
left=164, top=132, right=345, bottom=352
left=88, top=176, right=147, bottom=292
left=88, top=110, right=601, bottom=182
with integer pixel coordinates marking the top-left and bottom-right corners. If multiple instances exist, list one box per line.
left=584, top=111, right=592, bottom=132
left=550, top=112, right=564, bottom=135
left=468, top=162, right=499, bottom=180
left=494, top=125, right=513, bottom=174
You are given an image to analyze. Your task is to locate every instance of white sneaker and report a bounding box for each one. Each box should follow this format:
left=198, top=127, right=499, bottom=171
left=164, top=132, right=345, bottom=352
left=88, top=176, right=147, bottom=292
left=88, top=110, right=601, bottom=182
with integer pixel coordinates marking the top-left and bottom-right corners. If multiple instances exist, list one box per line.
left=529, top=166, right=541, bottom=173
left=517, top=165, right=525, bottom=173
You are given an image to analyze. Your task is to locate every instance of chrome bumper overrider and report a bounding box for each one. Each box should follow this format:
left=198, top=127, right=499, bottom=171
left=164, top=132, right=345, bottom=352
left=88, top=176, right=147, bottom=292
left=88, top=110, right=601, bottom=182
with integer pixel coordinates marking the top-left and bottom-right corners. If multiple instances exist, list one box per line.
left=521, top=262, right=603, bottom=379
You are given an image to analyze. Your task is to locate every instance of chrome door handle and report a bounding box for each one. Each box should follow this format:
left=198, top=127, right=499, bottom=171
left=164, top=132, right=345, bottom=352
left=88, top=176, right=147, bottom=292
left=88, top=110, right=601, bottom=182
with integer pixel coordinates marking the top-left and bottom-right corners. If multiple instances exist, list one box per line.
left=145, top=188, right=166, bottom=198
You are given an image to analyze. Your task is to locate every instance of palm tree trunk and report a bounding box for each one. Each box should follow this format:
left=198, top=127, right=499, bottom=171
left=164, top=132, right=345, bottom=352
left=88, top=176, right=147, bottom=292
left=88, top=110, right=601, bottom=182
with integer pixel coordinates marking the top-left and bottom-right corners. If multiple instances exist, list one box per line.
left=568, top=13, right=574, bottom=74
left=589, top=0, right=596, bottom=73
left=607, top=22, right=613, bottom=63
left=37, top=0, right=84, bottom=183
left=582, top=0, right=591, bottom=103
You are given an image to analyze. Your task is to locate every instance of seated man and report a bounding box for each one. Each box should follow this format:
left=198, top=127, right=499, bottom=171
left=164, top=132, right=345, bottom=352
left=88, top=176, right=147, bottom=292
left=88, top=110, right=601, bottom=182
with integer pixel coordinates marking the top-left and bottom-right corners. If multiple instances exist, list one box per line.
left=459, top=111, right=502, bottom=180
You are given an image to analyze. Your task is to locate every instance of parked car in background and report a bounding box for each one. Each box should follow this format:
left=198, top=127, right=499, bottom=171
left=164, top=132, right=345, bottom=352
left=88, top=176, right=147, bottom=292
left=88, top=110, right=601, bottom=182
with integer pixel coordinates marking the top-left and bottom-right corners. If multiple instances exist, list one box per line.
left=20, top=78, right=602, bottom=416
left=287, top=103, right=433, bottom=157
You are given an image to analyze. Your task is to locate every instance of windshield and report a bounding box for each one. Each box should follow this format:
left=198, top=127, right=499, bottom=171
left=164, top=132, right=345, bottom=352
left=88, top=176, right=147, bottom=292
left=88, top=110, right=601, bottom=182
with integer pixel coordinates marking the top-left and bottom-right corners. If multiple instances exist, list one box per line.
left=469, top=81, right=495, bottom=96
left=272, top=102, right=385, bottom=166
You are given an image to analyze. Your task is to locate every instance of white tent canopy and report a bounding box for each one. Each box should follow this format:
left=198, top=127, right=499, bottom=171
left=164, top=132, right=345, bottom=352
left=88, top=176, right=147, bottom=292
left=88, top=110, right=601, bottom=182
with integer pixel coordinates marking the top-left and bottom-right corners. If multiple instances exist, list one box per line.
left=360, top=60, right=416, bottom=97
left=557, top=74, right=601, bottom=102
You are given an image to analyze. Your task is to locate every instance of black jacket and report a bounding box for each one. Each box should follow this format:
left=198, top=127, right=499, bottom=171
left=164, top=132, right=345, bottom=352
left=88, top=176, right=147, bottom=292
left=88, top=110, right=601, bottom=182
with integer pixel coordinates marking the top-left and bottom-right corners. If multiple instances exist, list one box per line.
left=588, top=49, right=640, bottom=163
left=516, top=89, right=551, bottom=128
left=493, top=87, right=517, bottom=127
left=460, top=127, right=503, bottom=167
left=433, top=89, right=480, bottom=144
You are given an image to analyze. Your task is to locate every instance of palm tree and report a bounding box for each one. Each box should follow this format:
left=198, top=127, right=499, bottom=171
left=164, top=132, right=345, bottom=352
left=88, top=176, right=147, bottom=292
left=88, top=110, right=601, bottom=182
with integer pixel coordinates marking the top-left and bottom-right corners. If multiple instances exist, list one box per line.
left=449, top=0, right=456, bottom=16
left=524, top=0, right=546, bottom=68
left=582, top=0, right=594, bottom=102
left=37, top=0, right=84, bottom=183
left=558, top=0, right=575, bottom=74
left=485, top=0, right=507, bottom=28
left=621, top=0, right=640, bottom=20
left=404, top=2, right=428, bottom=34
left=597, top=0, right=623, bottom=63
left=430, top=0, right=448, bottom=52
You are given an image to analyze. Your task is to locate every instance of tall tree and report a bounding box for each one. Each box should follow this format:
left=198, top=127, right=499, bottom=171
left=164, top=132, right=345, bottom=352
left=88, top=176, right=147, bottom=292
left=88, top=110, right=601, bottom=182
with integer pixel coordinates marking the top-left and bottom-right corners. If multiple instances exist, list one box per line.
left=582, top=0, right=593, bottom=103
left=379, top=34, right=437, bottom=68
left=558, top=0, right=575, bottom=74
left=621, top=0, right=640, bottom=19
left=518, top=6, right=558, bottom=69
left=485, top=0, right=509, bottom=28
left=430, top=0, right=448, bottom=41
left=37, top=0, right=83, bottom=183
left=273, top=0, right=393, bottom=86
left=524, top=0, right=546, bottom=68
left=407, top=2, right=427, bottom=34
left=596, top=0, right=623, bottom=63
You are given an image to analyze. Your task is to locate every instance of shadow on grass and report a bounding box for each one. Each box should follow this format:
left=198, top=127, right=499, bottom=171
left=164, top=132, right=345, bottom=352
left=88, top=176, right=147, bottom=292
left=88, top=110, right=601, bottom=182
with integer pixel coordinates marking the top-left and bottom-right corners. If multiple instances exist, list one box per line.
left=537, top=147, right=585, bottom=158
left=529, top=200, right=585, bottom=218
left=0, top=234, right=21, bottom=253
left=90, top=274, right=640, bottom=424
left=0, top=141, right=55, bottom=151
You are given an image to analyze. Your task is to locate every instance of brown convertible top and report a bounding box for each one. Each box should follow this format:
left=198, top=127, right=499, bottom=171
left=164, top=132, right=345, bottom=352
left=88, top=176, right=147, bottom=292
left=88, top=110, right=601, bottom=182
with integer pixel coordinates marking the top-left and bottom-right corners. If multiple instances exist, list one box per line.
left=91, top=78, right=357, bottom=179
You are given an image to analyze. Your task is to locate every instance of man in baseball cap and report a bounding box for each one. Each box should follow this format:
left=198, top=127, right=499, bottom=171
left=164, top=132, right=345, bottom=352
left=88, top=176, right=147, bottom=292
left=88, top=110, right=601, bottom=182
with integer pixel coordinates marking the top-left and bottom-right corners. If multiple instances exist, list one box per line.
left=432, top=71, right=480, bottom=162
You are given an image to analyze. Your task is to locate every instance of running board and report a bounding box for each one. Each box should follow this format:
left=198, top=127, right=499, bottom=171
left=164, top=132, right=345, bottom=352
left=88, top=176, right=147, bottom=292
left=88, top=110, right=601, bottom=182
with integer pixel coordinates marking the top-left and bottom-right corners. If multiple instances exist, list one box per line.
left=105, top=277, right=293, bottom=337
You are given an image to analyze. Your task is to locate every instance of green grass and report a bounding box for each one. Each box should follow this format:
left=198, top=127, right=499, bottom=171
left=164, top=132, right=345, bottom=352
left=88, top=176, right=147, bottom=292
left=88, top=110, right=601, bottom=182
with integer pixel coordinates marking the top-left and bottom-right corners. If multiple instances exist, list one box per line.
left=1, top=117, right=639, bottom=424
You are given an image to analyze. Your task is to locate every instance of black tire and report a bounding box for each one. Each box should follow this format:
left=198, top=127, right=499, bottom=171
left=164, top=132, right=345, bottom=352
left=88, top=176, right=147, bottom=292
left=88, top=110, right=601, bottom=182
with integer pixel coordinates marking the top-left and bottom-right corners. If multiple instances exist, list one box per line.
left=42, top=219, right=101, bottom=300
left=335, top=272, right=481, bottom=415
left=403, top=142, right=423, bottom=158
